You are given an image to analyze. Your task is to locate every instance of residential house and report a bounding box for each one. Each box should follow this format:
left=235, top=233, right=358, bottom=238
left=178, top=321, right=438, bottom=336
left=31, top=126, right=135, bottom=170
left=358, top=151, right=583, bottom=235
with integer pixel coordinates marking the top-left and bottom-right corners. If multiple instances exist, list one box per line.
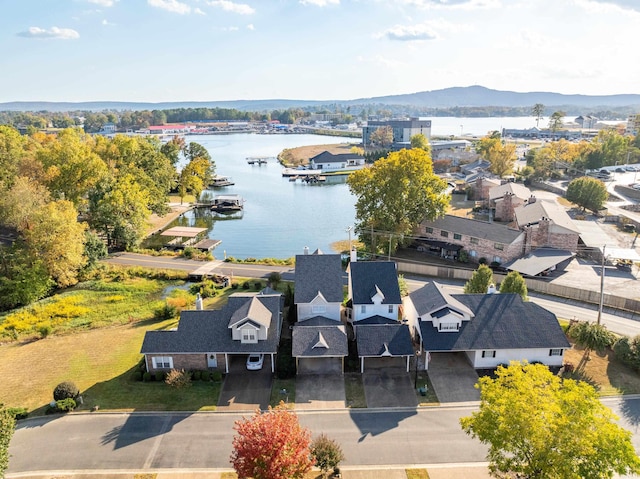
left=141, top=291, right=282, bottom=374
left=292, top=250, right=348, bottom=374
left=489, top=182, right=532, bottom=222
left=403, top=282, right=570, bottom=370
left=469, top=175, right=500, bottom=201
left=514, top=197, right=580, bottom=254
left=346, top=260, right=414, bottom=372
left=417, top=214, right=525, bottom=264
left=308, top=151, right=366, bottom=173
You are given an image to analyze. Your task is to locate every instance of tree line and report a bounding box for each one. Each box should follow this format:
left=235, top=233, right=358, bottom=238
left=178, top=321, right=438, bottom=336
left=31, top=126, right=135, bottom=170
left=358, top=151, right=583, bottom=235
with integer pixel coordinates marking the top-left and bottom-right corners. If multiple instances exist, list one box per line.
left=0, top=126, right=213, bottom=311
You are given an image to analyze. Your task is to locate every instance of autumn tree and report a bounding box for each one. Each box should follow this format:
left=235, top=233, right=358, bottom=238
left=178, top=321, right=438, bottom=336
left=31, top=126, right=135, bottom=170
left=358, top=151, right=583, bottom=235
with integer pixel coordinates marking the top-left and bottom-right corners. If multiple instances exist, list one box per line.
left=499, top=271, right=527, bottom=300
left=532, top=103, right=544, bottom=127
left=311, top=434, right=345, bottom=478
left=585, top=129, right=629, bottom=170
left=369, top=125, right=393, bottom=148
left=0, top=407, right=16, bottom=479
left=566, top=176, right=608, bottom=213
left=475, top=133, right=517, bottom=178
left=461, top=362, right=640, bottom=479
left=347, top=148, right=449, bottom=254
left=0, top=125, right=27, bottom=188
left=231, top=402, right=314, bottom=479
left=410, top=133, right=431, bottom=154
left=463, top=264, right=494, bottom=294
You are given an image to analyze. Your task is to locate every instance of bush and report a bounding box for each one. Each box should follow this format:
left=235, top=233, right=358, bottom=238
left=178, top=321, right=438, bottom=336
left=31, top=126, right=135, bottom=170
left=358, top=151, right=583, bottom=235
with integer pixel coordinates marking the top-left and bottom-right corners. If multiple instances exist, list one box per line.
left=189, top=280, right=218, bottom=298
left=53, top=381, right=79, bottom=401
left=254, top=281, right=262, bottom=290
left=201, top=371, right=210, bottom=381
left=192, top=370, right=201, bottom=381
left=6, top=407, right=28, bottom=420
left=242, top=281, right=251, bottom=290
left=165, top=369, right=192, bottom=389
left=143, top=372, right=152, bottom=382
left=131, top=371, right=143, bottom=382
left=154, top=371, right=166, bottom=382
left=154, top=303, right=178, bottom=321
left=56, top=398, right=76, bottom=412
left=231, top=282, right=239, bottom=290
left=182, top=247, right=197, bottom=259
left=38, top=324, right=52, bottom=338
left=211, top=370, right=223, bottom=382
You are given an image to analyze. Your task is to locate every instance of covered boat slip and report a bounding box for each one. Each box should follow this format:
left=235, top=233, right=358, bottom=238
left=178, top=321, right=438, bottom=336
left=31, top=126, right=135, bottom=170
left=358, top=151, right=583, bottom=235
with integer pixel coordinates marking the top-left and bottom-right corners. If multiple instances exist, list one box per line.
left=160, top=226, right=221, bottom=252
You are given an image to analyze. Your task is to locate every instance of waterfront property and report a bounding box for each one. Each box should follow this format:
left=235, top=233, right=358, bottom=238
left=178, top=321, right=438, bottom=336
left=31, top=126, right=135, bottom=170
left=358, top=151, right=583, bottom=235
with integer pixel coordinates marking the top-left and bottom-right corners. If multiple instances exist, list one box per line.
left=211, top=194, right=244, bottom=212
left=362, top=117, right=432, bottom=148
left=308, top=151, right=365, bottom=173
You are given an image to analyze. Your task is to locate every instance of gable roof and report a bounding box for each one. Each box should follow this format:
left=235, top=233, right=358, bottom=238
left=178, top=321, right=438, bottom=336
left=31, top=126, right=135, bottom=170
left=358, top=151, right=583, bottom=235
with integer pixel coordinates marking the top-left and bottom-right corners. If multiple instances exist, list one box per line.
left=408, top=282, right=474, bottom=319
left=309, top=151, right=363, bottom=164
left=228, top=296, right=272, bottom=329
left=514, top=199, right=579, bottom=234
left=422, top=215, right=524, bottom=244
left=141, top=293, right=281, bottom=355
left=349, top=261, right=401, bottom=305
left=420, top=293, right=570, bottom=352
left=489, top=182, right=532, bottom=201
left=292, top=325, right=348, bottom=358
left=295, top=253, right=344, bottom=304
left=356, top=324, right=414, bottom=357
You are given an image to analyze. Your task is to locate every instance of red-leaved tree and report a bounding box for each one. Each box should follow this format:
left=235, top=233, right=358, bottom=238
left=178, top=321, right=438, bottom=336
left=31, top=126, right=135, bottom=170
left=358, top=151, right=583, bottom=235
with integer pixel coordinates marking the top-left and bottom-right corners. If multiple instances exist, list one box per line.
left=231, top=402, right=314, bottom=479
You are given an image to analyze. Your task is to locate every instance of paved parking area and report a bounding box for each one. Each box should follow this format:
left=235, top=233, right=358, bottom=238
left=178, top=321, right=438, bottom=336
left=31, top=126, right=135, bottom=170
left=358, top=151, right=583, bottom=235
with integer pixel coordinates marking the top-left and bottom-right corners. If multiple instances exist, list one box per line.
left=295, top=374, right=345, bottom=410
left=217, top=356, right=272, bottom=411
left=362, top=368, right=417, bottom=408
left=428, top=353, right=480, bottom=403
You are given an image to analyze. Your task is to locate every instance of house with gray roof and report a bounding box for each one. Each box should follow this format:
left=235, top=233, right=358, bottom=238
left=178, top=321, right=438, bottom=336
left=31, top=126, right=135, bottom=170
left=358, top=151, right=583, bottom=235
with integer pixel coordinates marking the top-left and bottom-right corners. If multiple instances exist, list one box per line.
left=141, top=291, right=282, bottom=374
left=292, top=250, right=348, bottom=374
left=308, top=151, right=365, bottom=173
left=403, top=282, right=570, bottom=370
left=347, top=260, right=414, bottom=372
left=514, top=197, right=580, bottom=254
left=489, top=182, right=532, bottom=222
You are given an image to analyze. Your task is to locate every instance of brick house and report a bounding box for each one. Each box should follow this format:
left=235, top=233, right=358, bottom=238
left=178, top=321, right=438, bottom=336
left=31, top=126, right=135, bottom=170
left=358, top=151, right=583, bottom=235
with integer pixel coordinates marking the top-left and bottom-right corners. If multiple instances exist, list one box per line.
left=417, top=215, right=525, bottom=264
left=514, top=198, right=580, bottom=253
left=489, top=183, right=532, bottom=222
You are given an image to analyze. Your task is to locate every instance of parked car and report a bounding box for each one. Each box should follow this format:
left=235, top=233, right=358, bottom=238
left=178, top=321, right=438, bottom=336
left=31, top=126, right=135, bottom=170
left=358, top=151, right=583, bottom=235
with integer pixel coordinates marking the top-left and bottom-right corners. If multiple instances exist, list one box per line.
left=615, top=167, right=626, bottom=173
left=246, top=354, right=264, bottom=370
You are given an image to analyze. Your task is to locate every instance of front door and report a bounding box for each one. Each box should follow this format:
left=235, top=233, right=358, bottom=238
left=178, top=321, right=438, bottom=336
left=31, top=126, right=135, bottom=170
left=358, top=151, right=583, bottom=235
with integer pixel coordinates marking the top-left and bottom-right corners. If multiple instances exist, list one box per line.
left=207, top=354, right=217, bottom=368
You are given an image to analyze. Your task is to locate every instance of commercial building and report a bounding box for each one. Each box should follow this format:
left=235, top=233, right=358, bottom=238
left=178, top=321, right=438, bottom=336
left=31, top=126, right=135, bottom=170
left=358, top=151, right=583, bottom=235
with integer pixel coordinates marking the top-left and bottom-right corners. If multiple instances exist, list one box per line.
left=362, top=118, right=432, bottom=148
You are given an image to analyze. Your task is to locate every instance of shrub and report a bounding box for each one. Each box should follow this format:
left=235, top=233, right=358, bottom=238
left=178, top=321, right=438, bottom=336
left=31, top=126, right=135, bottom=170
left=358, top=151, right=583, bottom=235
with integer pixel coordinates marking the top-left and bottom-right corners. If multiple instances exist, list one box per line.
left=201, top=371, right=210, bottom=381
left=254, top=281, right=262, bottom=290
left=165, top=369, right=192, bottom=389
left=154, top=303, right=178, bottom=321
left=311, top=434, right=345, bottom=477
left=53, top=381, right=79, bottom=401
left=6, top=407, right=28, bottom=420
left=242, top=281, right=251, bottom=290
left=211, top=370, right=223, bottom=382
left=132, top=371, right=143, bottom=382
left=154, top=371, right=166, bottom=382
left=38, top=324, right=52, bottom=338
left=56, top=398, right=76, bottom=412
left=143, top=372, right=152, bottom=382
left=192, top=370, right=201, bottom=381
left=231, top=282, right=239, bottom=289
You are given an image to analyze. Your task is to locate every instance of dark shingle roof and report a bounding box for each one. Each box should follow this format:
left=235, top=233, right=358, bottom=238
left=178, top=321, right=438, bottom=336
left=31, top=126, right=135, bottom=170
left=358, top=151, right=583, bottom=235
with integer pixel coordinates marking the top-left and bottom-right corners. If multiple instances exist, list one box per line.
left=420, top=293, right=570, bottom=352
left=421, top=215, right=524, bottom=244
left=356, top=324, right=414, bottom=357
left=141, top=293, right=282, bottom=355
left=294, top=253, right=344, bottom=304
left=297, top=316, right=342, bottom=326
left=356, top=315, right=398, bottom=325
left=408, top=282, right=474, bottom=318
left=292, top=325, right=348, bottom=358
left=349, top=261, right=401, bottom=305
left=310, top=151, right=362, bottom=164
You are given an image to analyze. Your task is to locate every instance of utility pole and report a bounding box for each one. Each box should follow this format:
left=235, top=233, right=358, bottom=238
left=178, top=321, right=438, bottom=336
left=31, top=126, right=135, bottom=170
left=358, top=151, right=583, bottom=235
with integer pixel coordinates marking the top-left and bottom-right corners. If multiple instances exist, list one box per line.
left=597, top=244, right=606, bottom=325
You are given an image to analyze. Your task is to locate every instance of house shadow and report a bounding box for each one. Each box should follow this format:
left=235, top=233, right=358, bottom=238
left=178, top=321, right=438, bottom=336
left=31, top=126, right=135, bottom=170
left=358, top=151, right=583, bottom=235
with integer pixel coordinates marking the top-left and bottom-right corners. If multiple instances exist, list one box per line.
left=348, top=408, right=417, bottom=442
left=619, top=396, right=640, bottom=432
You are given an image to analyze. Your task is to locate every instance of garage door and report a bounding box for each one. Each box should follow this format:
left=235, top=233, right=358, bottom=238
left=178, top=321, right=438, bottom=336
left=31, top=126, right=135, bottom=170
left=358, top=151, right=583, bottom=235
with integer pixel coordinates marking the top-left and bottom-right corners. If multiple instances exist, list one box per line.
left=363, top=356, right=406, bottom=371
left=298, top=357, right=342, bottom=375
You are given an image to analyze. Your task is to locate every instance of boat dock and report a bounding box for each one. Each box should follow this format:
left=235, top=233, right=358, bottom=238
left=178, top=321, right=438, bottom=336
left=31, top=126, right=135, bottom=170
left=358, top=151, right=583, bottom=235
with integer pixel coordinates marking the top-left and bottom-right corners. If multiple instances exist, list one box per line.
left=282, top=167, right=322, bottom=177
left=210, top=175, right=234, bottom=187
left=160, top=226, right=221, bottom=252
left=247, top=156, right=272, bottom=165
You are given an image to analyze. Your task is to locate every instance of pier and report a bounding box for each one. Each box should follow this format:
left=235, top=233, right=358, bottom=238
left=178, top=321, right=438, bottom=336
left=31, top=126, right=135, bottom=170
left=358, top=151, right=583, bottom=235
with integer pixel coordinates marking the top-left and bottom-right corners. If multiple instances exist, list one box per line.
left=246, top=156, right=273, bottom=165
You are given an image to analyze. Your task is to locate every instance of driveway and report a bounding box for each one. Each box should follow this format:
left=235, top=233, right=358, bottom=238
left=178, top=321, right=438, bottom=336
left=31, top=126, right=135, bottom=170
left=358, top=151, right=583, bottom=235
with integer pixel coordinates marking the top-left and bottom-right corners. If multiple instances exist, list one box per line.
left=295, top=374, right=346, bottom=410
left=362, top=367, right=417, bottom=408
left=428, top=352, right=480, bottom=403
left=217, top=356, right=272, bottom=411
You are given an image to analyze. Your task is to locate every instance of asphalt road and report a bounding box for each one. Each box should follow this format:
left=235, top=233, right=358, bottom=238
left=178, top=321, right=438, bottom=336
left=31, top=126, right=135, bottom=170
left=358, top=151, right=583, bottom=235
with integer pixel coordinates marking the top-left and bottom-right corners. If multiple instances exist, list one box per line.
left=8, top=398, right=640, bottom=474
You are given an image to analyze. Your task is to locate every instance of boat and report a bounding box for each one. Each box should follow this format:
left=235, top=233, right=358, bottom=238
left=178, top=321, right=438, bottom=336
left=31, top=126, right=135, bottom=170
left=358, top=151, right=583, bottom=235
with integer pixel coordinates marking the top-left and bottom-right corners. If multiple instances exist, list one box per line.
left=247, top=157, right=270, bottom=165
left=210, top=175, right=235, bottom=187
left=211, top=194, right=245, bottom=212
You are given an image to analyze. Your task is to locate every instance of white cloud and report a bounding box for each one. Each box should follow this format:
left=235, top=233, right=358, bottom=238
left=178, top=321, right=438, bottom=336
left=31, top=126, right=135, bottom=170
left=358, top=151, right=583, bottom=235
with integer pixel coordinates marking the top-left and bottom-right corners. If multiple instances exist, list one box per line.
left=194, top=7, right=206, bottom=14
left=247, top=23, right=255, bottom=30
left=299, top=0, right=339, bottom=6
left=207, top=0, right=255, bottom=14
left=17, top=26, right=80, bottom=39
left=88, top=0, right=117, bottom=6
left=397, top=0, right=500, bottom=9
left=147, top=0, right=191, bottom=14
left=102, top=19, right=116, bottom=25
left=380, top=23, right=438, bottom=41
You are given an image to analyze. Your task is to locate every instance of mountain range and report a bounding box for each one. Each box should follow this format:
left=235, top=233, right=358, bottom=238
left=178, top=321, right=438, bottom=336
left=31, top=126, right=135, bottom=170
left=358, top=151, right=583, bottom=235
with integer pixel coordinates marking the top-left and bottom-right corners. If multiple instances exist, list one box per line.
left=2, top=85, right=639, bottom=112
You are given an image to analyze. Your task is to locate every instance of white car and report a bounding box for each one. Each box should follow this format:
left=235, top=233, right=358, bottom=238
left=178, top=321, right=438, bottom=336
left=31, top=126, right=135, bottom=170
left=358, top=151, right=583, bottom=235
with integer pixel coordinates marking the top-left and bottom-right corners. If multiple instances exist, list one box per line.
left=246, top=354, right=264, bottom=370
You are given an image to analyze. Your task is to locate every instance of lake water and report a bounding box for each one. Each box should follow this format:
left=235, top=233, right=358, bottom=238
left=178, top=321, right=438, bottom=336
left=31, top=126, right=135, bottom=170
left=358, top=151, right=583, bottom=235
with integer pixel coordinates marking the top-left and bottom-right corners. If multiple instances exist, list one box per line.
left=155, top=117, right=548, bottom=259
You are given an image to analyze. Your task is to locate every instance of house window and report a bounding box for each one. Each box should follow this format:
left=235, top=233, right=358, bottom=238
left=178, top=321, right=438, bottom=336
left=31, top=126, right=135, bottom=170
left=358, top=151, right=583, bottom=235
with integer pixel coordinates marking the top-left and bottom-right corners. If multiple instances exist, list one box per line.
left=439, top=322, right=459, bottom=331
left=453, top=233, right=462, bottom=240
left=152, top=356, right=173, bottom=369
left=549, top=348, right=563, bottom=356
left=493, top=256, right=502, bottom=263
left=360, top=305, right=367, bottom=314
left=470, top=237, right=479, bottom=245
left=441, top=230, right=449, bottom=238
left=241, top=328, right=257, bottom=344
left=312, top=304, right=326, bottom=314
left=425, top=227, right=433, bottom=234
left=388, top=304, right=394, bottom=314
left=469, top=250, right=477, bottom=258
left=494, top=243, right=504, bottom=251
left=481, top=350, right=496, bottom=358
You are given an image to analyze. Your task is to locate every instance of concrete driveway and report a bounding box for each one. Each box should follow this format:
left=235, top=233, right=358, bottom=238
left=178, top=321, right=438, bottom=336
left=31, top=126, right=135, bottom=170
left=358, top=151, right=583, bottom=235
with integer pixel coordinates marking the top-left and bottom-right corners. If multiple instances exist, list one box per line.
left=217, top=356, right=272, bottom=411
left=428, top=352, right=480, bottom=403
left=362, top=368, right=417, bottom=408
left=295, top=374, right=346, bottom=410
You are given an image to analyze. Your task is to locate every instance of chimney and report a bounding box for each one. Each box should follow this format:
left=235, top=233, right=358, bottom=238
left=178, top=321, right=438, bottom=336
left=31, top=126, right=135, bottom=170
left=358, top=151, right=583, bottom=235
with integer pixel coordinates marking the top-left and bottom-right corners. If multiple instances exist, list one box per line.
left=303, top=246, right=309, bottom=255
left=528, top=195, right=536, bottom=204
left=487, top=283, right=497, bottom=294
left=350, top=247, right=357, bottom=263
left=195, top=293, right=203, bottom=310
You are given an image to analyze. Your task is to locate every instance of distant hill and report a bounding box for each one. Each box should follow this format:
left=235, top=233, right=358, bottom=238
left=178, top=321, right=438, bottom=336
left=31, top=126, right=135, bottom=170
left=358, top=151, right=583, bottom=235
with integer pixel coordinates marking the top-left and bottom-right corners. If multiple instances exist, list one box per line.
left=2, top=85, right=639, bottom=112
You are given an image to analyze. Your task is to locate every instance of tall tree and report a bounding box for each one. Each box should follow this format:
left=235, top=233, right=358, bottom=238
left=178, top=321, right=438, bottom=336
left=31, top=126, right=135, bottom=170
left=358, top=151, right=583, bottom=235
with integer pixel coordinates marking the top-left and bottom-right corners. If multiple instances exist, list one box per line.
left=369, top=125, right=394, bottom=148
left=0, top=125, right=27, bottom=188
left=532, top=103, right=544, bottom=128
left=231, top=403, right=314, bottom=479
left=566, top=176, right=608, bottom=213
left=548, top=111, right=565, bottom=134
left=410, top=133, right=431, bottom=154
left=0, top=407, right=16, bottom=479
left=499, top=271, right=527, bottom=300
left=347, top=148, right=449, bottom=254
left=461, top=362, right=640, bottom=479
left=585, top=129, right=630, bottom=170
left=0, top=245, right=54, bottom=310
left=464, top=264, right=494, bottom=294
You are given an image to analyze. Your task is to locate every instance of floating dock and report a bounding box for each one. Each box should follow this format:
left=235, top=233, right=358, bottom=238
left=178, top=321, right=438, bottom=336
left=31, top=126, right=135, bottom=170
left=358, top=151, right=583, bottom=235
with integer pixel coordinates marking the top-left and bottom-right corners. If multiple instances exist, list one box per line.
left=247, top=156, right=272, bottom=165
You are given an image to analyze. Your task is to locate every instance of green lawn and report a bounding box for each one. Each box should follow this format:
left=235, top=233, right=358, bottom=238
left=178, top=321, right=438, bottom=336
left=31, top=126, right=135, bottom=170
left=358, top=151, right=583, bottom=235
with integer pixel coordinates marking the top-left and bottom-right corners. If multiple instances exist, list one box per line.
left=344, top=373, right=367, bottom=408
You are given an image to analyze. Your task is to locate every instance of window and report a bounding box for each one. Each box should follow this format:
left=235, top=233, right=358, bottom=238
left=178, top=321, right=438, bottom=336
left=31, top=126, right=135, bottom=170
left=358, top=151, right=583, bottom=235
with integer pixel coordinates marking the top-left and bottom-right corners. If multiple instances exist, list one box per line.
left=481, top=350, right=496, bottom=358
left=312, top=304, right=326, bottom=314
left=494, top=243, right=504, bottom=251
left=242, top=328, right=257, bottom=344
left=360, top=305, right=367, bottom=314
left=469, top=250, right=477, bottom=257
left=470, top=237, right=479, bottom=245
left=453, top=233, right=462, bottom=240
left=493, top=256, right=502, bottom=264
left=441, top=230, right=449, bottom=238
left=152, top=356, right=173, bottom=369
left=439, top=322, right=458, bottom=331
left=549, top=349, right=563, bottom=356
left=425, top=227, right=433, bottom=234
left=388, top=304, right=394, bottom=314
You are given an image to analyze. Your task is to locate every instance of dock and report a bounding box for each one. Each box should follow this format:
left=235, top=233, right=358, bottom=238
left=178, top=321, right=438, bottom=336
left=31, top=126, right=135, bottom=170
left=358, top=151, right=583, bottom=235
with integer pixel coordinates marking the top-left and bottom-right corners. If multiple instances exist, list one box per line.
left=282, top=167, right=322, bottom=177
left=247, top=156, right=272, bottom=165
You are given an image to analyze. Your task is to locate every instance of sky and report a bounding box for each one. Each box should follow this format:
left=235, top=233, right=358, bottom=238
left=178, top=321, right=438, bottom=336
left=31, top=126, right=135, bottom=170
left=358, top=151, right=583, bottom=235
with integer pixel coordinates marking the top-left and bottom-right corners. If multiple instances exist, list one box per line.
left=2, top=0, right=640, bottom=103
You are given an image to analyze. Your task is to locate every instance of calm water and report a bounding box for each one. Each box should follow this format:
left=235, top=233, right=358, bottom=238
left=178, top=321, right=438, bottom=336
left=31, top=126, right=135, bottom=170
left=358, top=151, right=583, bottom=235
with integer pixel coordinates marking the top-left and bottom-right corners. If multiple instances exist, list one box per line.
left=156, top=117, right=550, bottom=259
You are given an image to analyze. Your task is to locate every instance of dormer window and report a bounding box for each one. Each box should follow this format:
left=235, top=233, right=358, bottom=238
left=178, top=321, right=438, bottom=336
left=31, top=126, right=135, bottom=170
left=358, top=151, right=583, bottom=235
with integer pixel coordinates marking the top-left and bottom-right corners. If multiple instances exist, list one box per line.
left=241, top=327, right=257, bottom=344
left=439, top=322, right=459, bottom=332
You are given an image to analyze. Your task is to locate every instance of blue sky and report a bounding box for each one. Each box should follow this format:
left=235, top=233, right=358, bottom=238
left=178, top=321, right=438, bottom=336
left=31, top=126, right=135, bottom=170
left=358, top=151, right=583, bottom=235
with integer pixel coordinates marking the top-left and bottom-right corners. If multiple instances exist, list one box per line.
left=2, top=0, right=639, bottom=102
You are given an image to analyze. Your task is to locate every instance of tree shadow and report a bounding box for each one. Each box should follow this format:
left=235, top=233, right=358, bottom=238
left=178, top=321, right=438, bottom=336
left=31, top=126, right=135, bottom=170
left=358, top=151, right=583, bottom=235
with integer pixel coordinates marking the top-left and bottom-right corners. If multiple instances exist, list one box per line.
left=619, top=396, right=640, bottom=432
left=348, top=408, right=417, bottom=442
